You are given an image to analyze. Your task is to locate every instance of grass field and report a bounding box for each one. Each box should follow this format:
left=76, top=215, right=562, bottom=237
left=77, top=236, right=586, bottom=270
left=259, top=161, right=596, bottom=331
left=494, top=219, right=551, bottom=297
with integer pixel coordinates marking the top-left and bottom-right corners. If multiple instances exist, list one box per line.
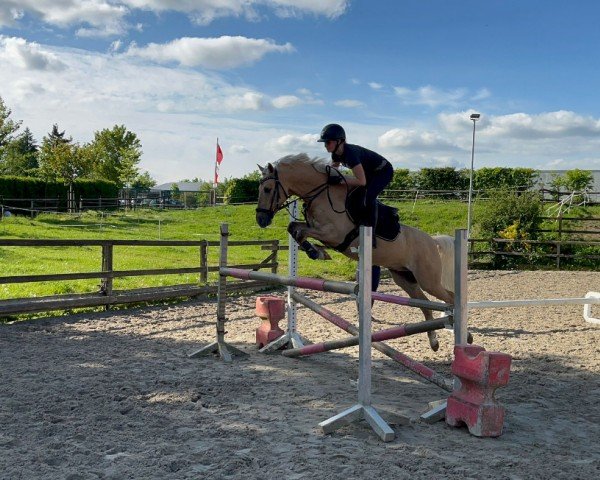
left=0, top=199, right=597, bottom=305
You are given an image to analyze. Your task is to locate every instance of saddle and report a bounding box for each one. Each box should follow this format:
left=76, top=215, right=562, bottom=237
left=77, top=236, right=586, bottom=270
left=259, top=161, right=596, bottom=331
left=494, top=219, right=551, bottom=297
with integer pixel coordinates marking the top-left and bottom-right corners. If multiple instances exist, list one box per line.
left=333, top=187, right=401, bottom=252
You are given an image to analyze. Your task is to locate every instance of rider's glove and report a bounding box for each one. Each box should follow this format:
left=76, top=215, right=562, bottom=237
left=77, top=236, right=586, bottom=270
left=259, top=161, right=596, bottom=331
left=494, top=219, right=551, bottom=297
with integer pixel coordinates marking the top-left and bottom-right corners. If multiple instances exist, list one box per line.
left=327, top=175, right=343, bottom=185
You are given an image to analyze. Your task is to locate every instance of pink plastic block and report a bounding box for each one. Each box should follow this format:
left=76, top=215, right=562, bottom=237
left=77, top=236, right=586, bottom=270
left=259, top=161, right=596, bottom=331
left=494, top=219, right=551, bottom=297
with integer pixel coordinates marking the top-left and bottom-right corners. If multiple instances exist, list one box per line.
left=255, top=296, right=285, bottom=348
left=446, top=345, right=512, bottom=437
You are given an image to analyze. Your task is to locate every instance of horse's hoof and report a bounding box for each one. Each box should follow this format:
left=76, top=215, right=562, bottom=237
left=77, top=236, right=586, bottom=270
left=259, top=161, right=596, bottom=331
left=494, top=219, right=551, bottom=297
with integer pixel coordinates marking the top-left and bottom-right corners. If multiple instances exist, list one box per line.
left=467, top=332, right=474, bottom=344
left=429, top=340, right=440, bottom=352
left=306, top=249, right=319, bottom=260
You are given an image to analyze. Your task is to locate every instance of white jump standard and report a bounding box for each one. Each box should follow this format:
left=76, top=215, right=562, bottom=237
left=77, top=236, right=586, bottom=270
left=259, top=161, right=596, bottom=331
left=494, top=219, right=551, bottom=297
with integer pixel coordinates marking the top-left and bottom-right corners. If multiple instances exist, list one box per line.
left=318, top=226, right=394, bottom=442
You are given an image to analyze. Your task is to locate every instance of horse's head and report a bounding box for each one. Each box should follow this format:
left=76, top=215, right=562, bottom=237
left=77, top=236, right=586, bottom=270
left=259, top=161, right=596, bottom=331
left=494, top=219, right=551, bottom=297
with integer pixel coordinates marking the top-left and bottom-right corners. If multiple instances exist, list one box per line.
left=255, top=162, right=288, bottom=228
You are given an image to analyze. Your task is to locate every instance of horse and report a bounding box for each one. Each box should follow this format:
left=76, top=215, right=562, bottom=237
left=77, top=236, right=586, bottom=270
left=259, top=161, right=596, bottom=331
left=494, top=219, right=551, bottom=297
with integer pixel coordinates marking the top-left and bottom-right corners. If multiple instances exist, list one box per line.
left=255, top=153, right=457, bottom=351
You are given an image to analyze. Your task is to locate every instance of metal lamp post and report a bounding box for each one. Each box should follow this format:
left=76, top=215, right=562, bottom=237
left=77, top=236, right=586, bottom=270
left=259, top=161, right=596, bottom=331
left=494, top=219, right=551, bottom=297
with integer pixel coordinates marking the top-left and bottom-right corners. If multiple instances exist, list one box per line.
left=466, top=113, right=480, bottom=240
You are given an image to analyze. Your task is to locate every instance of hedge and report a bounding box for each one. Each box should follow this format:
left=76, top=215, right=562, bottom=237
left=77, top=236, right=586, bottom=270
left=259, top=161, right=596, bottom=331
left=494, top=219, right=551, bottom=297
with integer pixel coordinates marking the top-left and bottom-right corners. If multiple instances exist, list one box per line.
left=0, top=176, right=119, bottom=201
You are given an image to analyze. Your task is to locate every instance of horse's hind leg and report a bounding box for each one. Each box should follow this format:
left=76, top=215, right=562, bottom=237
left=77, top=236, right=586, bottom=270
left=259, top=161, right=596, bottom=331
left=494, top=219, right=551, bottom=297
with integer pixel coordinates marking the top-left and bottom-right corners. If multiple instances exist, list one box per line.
left=389, top=269, right=440, bottom=352
left=410, top=266, right=474, bottom=345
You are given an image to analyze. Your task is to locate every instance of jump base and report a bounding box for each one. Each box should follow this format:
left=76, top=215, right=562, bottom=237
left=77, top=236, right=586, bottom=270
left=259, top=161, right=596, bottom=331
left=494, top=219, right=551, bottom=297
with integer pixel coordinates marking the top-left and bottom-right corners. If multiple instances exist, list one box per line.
left=320, top=404, right=395, bottom=442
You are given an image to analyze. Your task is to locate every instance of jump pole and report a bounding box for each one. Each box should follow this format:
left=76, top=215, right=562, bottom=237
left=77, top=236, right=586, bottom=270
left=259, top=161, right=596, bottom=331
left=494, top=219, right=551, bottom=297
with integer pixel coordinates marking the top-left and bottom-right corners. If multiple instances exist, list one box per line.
left=189, top=223, right=248, bottom=362
left=260, top=201, right=308, bottom=352
left=318, top=226, right=395, bottom=442
left=282, top=315, right=451, bottom=358
left=468, top=296, right=600, bottom=309
left=290, top=291, right=453, bottom=392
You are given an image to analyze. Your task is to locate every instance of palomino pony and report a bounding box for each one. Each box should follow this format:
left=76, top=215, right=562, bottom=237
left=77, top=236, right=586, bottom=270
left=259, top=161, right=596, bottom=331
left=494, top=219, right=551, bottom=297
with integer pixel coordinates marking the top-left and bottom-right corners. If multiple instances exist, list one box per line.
left=255, top=153, right=456, bottom=351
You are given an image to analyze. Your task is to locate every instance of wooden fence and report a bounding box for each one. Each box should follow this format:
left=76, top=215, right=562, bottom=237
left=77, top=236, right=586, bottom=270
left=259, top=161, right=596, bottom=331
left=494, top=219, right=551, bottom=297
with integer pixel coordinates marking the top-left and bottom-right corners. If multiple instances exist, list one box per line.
left=0, top=238, right=279, bottom=317
left=469, top=215, right=600, bottom=268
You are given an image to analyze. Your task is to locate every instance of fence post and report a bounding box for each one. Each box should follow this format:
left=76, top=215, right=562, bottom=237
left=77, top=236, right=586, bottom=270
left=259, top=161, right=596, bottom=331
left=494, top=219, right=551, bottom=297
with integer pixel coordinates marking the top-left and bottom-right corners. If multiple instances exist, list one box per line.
left=271, top=240, right=279, bottom=274
left=30, top=200, right=34, bottom=219
left=189, top=223, right=247, bottom=361
left=556, top=213, right=563, bottom=269
left=199, top=240, right=208, bottom=283
left=101, top=242, right=114, bottom=303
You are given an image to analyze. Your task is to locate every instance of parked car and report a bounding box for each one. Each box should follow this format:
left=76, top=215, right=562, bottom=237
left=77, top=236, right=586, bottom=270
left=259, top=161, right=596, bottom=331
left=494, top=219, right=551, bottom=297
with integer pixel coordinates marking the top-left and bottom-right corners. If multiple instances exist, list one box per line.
left=137, top=198, right=159, bottom=207
left=163, top=199, right=184, bottom=208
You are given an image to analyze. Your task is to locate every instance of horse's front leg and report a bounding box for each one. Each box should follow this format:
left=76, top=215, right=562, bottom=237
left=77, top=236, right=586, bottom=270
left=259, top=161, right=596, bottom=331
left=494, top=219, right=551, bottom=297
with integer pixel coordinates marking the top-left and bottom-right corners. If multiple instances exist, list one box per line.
left=287, top=222, right=331, bottom=260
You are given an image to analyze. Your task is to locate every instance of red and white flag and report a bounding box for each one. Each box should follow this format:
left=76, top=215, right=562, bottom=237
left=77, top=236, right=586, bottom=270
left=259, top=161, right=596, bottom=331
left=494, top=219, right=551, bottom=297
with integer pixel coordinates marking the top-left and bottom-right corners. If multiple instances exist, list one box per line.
left=214, top=140, right=223, bottom=187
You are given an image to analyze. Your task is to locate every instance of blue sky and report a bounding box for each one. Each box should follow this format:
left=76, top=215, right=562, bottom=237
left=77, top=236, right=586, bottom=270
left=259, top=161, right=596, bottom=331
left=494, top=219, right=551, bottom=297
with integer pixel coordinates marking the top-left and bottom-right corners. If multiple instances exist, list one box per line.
left=1, top=0, right=600, bottom=184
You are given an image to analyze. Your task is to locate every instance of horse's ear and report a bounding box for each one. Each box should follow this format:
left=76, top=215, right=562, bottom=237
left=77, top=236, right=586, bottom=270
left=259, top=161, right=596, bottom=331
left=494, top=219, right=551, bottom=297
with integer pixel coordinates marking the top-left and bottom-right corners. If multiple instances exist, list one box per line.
left=257, top=163, right=275, bottom=175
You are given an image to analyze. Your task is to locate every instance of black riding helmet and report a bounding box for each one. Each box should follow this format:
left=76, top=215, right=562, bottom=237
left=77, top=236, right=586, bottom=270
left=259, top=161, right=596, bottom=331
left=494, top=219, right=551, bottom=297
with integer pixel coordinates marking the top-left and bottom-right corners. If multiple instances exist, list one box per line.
left=317, top=123, right=346, bottom=142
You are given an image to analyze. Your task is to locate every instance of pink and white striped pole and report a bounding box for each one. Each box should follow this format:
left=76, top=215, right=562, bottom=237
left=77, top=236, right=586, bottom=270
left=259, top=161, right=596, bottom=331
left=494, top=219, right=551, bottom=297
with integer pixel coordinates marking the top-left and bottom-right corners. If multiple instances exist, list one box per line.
left=282, top=316, right=450, bottom=358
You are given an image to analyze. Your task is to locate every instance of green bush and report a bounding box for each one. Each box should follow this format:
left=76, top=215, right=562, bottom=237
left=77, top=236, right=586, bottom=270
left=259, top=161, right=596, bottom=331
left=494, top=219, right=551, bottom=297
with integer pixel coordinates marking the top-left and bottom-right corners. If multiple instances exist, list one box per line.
left=474, top=167, right=538, bottom=192
left=476, top=189, right=544, bottom=268
left=224, top=178, right=260, bottom=203
left=0, top=176, right=118, bottom=208
left=414, top=167, right=468, bottom=196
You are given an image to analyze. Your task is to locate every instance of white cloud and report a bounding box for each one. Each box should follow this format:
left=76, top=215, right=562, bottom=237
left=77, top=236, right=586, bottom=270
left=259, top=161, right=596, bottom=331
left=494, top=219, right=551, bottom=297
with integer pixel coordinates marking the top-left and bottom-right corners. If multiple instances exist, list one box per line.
left=368, top=82, right=383, bottom=90
left=334, top=99, right=365, bottom=108
left=272, top=95, right=302, bottom=108
left=230, top=145, right=250, bottom=154
left=109, top=40, right=123, bottom=53
left=394, top=85, right=468, bottom=108
left=125, top=36, right=294, bottom=69
left=484, top=111, right=600, bottom=139
left=123, top=1, right=348, bottom=24
left=472, top=88, right=491, bottom=101
left=0, top=36, right=66, bottom=71
left=439, top=110, right=600, bottom=139
left=221, top=92, right=270, bottom=111
left=0, top=40, right=328, bottom=183
left=0, top=0, right=128, bottom=37
left=267, top=133, right=321, bottom=152
left=0, top=1, right=348, bottom=32
left=379, top=128, right=463, bottom=152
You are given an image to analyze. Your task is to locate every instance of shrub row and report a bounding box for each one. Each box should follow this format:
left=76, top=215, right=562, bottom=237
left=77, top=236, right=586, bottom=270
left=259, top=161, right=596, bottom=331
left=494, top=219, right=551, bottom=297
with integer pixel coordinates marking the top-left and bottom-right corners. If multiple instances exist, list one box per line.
left=0, top=176, right=119, bottom=200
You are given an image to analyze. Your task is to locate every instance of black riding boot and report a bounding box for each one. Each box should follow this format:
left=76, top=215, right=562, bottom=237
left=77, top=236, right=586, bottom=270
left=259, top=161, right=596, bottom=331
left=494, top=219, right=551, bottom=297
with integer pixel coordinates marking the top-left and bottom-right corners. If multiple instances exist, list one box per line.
left=368, top=207, right=378, bottom=248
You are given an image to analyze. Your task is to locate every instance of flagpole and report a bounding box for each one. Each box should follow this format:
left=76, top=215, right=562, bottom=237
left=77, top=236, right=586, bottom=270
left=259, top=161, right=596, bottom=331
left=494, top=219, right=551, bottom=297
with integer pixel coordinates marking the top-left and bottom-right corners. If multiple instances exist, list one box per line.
left=213, top=138, right=219, bottom=206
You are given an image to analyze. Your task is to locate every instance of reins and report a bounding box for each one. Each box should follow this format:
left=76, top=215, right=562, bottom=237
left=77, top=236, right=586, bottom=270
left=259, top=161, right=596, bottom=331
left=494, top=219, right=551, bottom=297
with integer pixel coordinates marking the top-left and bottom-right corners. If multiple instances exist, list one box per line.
left=256, top=164, right=349, bottom=223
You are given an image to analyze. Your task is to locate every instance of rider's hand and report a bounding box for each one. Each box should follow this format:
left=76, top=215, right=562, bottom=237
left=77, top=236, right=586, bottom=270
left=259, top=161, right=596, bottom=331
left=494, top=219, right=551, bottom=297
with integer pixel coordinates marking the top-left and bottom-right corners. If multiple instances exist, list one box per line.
left=327, top=175, right=343, bottom=185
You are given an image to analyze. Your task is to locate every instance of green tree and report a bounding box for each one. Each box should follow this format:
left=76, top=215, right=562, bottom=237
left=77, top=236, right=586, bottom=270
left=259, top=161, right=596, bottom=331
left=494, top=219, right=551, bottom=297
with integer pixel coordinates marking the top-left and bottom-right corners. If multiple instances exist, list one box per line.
left=38, top=125, right=91, bottom=183
left=551, top=169, right=594, bottom=192
left=224, top=171, right=262, bottom=203
left=0, top=96, right=22, bottom=149
left=88, top=125, right=142, bottom=188
left=130, top=171, right=156, bottom=190
left=170, top=183, right=181, bottom=201
left=0, top=127, right=38, bottom=176
left=388, top=168, right=414, bottom=189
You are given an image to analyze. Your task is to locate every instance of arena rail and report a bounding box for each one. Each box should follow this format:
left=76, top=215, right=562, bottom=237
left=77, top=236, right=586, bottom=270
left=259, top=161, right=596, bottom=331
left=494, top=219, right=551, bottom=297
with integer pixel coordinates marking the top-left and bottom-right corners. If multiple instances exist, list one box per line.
left=0, top=238, right=280, bottom=316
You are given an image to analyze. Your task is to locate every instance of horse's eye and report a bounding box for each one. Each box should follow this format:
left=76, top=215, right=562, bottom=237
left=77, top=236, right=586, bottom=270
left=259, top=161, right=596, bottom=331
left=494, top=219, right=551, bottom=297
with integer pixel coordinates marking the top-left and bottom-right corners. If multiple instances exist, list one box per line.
left=264, top=187, right=271, bottom=194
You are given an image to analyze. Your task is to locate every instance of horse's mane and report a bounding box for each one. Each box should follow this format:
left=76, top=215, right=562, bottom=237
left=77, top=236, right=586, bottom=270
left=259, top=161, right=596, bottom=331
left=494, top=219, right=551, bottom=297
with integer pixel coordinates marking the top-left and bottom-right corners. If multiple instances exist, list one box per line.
left=273, top=153, right=329, bottom=174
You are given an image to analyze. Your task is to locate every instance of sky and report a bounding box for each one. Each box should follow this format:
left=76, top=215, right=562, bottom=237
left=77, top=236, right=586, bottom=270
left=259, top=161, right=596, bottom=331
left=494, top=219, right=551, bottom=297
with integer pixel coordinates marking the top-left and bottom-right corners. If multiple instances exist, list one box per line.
left=1, top=0, right=600, bottom=184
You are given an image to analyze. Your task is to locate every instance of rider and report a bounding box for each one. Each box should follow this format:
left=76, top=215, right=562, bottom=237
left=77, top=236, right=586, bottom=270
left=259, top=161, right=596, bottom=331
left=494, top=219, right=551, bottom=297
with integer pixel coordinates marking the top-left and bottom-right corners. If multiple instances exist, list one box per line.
left=318, top=123, right=393, bottom=231
left=318, top=123, right=394, bottom=291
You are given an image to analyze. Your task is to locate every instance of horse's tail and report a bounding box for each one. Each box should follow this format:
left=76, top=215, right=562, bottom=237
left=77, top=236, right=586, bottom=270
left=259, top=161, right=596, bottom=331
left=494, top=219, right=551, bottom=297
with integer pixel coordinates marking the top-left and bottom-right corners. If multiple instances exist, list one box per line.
left=433, top=235, right=455, bottom=293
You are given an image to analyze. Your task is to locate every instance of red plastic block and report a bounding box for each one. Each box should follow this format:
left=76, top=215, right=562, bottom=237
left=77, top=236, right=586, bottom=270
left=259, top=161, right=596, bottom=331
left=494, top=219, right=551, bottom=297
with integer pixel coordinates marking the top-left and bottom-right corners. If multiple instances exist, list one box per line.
left=446, top=345, right=512, bottom=437
left=255, top=296, right=285, bottom=348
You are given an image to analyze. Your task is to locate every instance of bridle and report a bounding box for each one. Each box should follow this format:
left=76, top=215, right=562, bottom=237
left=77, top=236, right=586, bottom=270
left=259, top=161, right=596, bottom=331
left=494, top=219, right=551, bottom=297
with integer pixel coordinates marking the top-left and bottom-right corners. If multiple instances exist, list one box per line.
left=255, top=165, right=349, bottom=222
left=255, top=168, right=293, bottom=221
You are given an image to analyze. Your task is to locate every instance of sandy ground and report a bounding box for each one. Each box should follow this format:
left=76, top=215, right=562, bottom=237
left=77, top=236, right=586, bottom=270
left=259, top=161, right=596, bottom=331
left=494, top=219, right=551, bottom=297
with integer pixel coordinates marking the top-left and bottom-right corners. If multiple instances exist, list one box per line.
left=1, top=270, right=599, bottom=480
